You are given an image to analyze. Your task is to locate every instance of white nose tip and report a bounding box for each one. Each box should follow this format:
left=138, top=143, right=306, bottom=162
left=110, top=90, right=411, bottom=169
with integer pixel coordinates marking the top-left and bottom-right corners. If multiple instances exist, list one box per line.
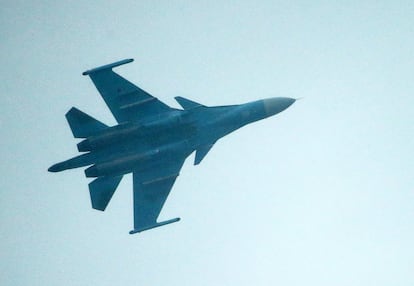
left=263, top=97, right=295, bottom=116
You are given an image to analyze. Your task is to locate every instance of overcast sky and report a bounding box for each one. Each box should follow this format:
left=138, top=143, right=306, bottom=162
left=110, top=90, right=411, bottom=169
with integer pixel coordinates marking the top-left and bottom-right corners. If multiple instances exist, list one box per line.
left=1, top=1, right=413, bottom=285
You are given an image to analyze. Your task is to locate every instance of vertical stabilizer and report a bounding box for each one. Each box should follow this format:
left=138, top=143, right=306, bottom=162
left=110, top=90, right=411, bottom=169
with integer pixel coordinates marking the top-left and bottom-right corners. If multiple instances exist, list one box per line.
left=194, top=143, right=215, bottom=165
left=174, top=96, right=204, bottom=110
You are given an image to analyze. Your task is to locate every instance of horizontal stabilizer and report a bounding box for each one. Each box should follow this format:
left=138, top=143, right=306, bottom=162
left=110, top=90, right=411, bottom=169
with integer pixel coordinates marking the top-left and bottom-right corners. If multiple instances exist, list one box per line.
left=194, top=143, right=215, bottom=165
left=175, top=96, right=204, bottom=110
left=89, top=175, right=123, bottom=211
left=129, top=218, right=180, bottom=234
left=66, top=107, right=108, bottom=138
left=82, top=59, right=134, bottom=75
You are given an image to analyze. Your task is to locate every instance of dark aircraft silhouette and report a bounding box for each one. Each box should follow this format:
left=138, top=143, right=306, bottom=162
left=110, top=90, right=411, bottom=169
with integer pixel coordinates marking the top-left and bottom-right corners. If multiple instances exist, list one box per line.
left=49, top=59, right=296, bottom=234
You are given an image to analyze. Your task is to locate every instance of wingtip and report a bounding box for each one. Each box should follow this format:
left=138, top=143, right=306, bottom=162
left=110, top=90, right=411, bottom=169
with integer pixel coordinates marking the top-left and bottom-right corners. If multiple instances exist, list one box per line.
left=129, top=218, right=181, bottom=234
left=82, top=58, right=134, bottom=76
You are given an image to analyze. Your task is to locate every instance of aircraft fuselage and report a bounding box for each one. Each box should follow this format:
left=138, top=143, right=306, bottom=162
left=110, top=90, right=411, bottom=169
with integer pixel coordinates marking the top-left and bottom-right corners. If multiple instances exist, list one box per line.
left=49, top=97, right=295, bottom=177
left=48, top=59, right=297, bottom=233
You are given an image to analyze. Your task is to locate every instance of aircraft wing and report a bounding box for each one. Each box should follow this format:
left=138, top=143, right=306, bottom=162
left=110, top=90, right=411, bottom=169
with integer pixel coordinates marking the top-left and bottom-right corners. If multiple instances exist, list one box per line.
left=83, top=59, right=171, bottom=124
left=129, top=157, right=186, bottom=234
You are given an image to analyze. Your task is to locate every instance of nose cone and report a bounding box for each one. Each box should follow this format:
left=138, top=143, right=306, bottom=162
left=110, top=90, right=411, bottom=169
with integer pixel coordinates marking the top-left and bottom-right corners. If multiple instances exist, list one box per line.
left=263, top=97, right=296, bottom=116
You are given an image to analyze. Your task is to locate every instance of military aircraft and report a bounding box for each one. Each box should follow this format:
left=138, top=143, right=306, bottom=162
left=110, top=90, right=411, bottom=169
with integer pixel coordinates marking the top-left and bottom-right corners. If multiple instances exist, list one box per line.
left=49, top=59, right=296, bottom=234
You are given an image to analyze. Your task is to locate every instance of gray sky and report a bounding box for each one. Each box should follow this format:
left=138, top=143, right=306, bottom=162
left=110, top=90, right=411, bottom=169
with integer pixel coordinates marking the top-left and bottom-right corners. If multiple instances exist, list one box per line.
left=1, top=1, right=413, bottom=285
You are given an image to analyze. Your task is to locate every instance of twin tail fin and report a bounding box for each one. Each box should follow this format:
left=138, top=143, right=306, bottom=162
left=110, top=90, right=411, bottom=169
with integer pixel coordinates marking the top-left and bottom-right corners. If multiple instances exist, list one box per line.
left=174, top=97, right=204, bottom=110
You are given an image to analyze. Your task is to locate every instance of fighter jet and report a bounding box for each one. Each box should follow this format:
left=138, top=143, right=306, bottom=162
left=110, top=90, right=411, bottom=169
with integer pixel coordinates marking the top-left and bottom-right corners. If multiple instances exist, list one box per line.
left=49, top=59, right=296, bottom=234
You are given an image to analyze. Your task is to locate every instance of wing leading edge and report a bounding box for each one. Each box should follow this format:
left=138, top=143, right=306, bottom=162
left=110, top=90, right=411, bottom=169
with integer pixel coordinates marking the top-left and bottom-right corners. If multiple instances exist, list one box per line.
left=130, top=157, right=186, bottom=234
left=83, top=59, right=172, bottom=124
